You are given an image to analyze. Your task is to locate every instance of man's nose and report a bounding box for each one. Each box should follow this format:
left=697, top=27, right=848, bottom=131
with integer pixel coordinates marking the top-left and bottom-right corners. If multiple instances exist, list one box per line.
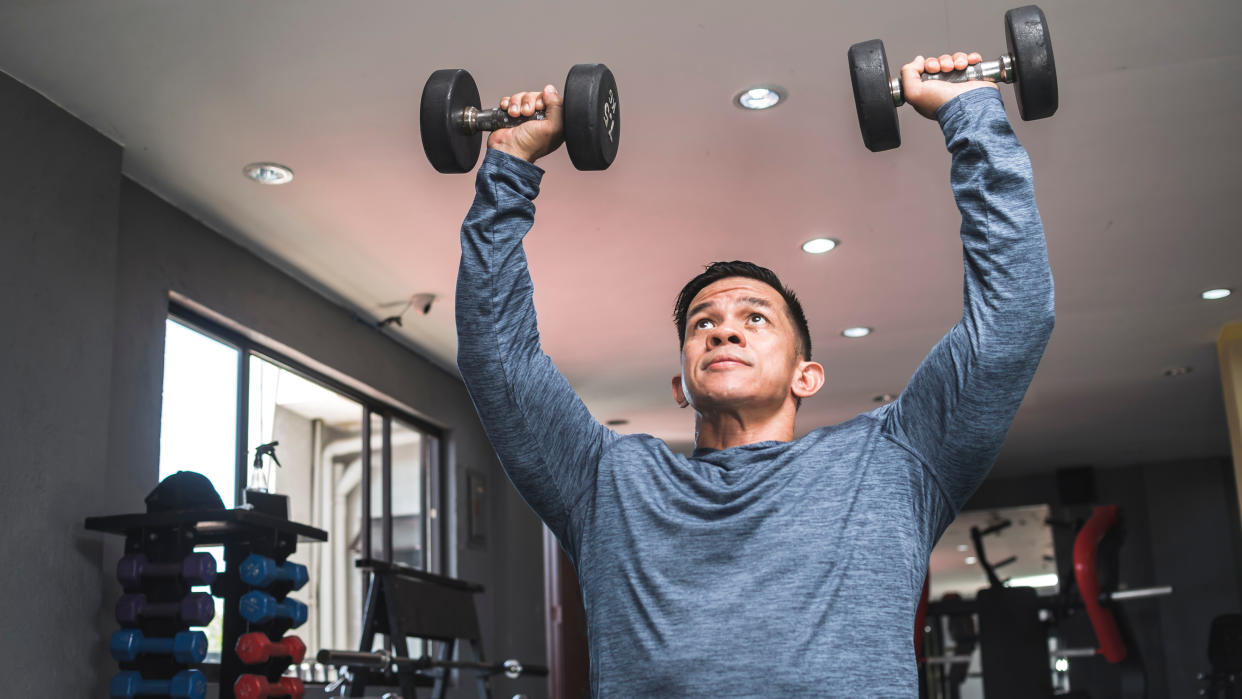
left=708, top=327, right=743, bottom=346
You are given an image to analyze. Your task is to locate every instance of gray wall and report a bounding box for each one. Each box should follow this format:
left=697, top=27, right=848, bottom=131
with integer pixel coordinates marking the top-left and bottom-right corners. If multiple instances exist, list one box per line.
left=0, top=70, right=547, bottom=698
left=963, top=458, right=1242, bottom=699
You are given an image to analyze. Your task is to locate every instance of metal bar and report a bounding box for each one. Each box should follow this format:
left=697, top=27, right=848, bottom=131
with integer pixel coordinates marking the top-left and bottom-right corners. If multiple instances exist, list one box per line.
left=383, top=414, right=393, bottom=564
left=361, top=407, right=372, bottom=560
left=235, top=349, right=249, bottom=507
left=1108, top=585, right=1173, bottom=601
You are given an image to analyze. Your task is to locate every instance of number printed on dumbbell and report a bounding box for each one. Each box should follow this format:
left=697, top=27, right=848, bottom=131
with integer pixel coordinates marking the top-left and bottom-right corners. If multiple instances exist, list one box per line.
left=234, top=674, right=306, bottom=699
left=111, top=669, right=207, bottom=699
left=420, top=63, right=620, bottom=173
left=116, top=592, right=215, bottom=626
left=111, top=629, right=208, bottom=664
left=239, top=553, right=309, bottom=590
left=847, top=4, right=1057, bottom=151
left=235, top=631, right=307, bottom=665
left=117, top=552, right=217, bottom=589
left=239, top=590, right=308, bottom=627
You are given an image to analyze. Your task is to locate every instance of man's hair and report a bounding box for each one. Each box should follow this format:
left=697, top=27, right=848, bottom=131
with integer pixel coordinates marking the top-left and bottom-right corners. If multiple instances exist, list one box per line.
left=673, top=261, right=812, bottom=361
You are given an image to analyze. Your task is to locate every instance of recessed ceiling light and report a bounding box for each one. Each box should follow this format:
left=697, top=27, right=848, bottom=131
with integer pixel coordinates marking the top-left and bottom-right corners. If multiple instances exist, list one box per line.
left=957, top=544, right=969, bottom=552
left=734, top=85, right=787, bottom=110
left=1162, top=366, right=1193, bottom=377
left=873, top=393, right=896, bottom=403
left=243, top=162, right=294, bottom=185
left=841, top=327, right=872, bottom=338
left=802, top=237, right=839, bottom=254
left=965, top=556, right=978, bottom=565
left=1202, top=288, right=1233, bottom=300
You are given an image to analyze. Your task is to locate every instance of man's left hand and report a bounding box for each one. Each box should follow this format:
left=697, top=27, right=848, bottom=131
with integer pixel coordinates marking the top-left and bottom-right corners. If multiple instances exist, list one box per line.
left=901, top=52, right=998, bottom=120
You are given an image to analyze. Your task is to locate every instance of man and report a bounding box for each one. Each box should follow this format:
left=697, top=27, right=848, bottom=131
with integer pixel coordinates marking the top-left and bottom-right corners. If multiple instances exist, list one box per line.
left=455, top=52, right=1054, bottom=696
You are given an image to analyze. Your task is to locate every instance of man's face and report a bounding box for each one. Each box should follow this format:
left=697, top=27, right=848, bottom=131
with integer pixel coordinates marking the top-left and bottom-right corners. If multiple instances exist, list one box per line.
left=673, top=276, right=811, bottom=414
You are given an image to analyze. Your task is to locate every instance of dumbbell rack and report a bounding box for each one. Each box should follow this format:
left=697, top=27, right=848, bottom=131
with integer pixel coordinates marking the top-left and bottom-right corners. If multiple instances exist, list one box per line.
left=86, top=506, right=326, bottom=698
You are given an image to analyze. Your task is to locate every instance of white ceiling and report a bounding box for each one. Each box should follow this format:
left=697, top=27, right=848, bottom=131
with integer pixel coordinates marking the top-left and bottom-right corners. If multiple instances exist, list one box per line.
left=4, top=0, right=1240, bottom=476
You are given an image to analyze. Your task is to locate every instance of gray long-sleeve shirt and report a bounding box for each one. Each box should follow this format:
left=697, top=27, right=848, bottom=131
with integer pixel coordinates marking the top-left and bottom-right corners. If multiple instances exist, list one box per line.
left=455, top=88, right=1054, bottom=697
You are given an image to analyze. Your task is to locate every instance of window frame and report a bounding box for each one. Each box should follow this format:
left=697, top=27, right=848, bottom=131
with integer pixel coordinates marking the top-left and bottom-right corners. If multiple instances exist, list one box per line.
left=166, top=301, right=446, bottom=574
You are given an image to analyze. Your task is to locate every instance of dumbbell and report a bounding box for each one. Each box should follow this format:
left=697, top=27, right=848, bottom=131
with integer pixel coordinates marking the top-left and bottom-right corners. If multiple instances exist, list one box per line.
left=116, top=592, right=215, bottom=627
left=235, top=632, right=307, bottom=665
left=233, top=675, right=305, bottom=699
left=110, top=669, right=206, bottom=699
left=239, top=590, right=308, bottom=627
left=421, top=64, right=620, bottom=173
left=117, top=552, right=217, bottom=589
left=239, top=553, right=309, bottom=591
left=111, top=629, right=208, bottom=664
left=847, top=4, right=1057, bottom=152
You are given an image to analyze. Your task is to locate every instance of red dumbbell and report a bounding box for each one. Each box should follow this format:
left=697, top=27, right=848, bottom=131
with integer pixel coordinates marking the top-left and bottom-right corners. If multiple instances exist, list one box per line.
left=235, top=632, right=307, bottom=665
left=233, top=675, right=304, bottom=699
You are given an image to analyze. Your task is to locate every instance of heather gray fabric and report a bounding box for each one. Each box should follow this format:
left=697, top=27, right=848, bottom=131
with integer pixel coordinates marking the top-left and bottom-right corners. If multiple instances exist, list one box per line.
left=455, top=88, right=1054, bottom=697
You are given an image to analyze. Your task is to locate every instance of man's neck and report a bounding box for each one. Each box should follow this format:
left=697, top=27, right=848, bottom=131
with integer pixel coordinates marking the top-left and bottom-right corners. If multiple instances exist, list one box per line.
left=693, top=406, right=797, bottom=451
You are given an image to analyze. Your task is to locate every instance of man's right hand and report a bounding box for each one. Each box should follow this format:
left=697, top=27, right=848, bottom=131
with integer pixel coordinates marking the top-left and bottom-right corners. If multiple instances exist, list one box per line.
left=488, top=85, right=565, bottom=165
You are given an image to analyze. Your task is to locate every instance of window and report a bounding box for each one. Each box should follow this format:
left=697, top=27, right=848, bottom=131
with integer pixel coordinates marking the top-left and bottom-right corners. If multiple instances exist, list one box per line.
left=158, top=304, right=444, bottom=662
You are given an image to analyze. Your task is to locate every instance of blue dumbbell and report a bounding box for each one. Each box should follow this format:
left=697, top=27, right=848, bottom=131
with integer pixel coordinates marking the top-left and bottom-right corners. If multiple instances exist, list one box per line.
left=110, top=669, right=206, bottom=699
left=239, top=590, right=308, bottom=627
left=111, top=629, right=208, bottom=664
left=238, top=553, right=309, bottom=591
left=117, top=552, right=216, bottom=589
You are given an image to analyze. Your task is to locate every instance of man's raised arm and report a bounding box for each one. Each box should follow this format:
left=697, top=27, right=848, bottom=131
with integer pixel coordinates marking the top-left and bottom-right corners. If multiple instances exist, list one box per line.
left=456, top=86, right=615, bottom=549
left=882, top=57, right=1056, bottom=513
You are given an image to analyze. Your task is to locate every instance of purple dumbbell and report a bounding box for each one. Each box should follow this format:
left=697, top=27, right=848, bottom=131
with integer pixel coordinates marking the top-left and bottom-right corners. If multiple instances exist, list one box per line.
left=117, top=553, right=216, bottom=589
left=115, top=592, right=215, bottom=627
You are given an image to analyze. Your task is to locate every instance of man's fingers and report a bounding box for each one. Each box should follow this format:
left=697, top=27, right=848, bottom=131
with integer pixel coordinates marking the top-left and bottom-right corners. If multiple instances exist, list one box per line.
left=952, top=52, right=969, bottom=71
left=901, top=55, right=925, bottom=83
left=968, top=51, right=983, bottom=64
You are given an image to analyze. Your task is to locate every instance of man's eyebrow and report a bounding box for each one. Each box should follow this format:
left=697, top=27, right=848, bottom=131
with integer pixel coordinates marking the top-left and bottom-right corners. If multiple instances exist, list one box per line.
left=687, top=296, right=774, bottom=320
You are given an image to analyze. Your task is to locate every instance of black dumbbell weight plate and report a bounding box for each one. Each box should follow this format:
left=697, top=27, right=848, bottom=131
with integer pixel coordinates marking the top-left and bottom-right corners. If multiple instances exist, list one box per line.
left=563, top=63, right=620, bottom=171
left=848, top=40, right=901, bottom=152
left=1005, top=5, right=1057, bottom=120
left=421, top=69, right=483, bottom=173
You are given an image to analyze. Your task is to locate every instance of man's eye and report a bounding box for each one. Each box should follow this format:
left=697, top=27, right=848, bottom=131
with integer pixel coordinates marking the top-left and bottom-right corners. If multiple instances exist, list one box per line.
left=694, top=319, right=715, bottom=330
left=748, top=314, right=767, bottom=324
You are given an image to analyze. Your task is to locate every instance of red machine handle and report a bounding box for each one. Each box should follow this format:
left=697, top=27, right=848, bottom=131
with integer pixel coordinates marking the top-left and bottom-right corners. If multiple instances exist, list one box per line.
left=1073, top=505, right=1126, bottom=663
left=914, top=573, right=930, bottom=662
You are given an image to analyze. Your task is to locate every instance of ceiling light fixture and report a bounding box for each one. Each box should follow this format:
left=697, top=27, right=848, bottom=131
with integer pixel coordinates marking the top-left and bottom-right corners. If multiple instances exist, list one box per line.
left=734, top=85, right=787, bottom=110
left=1162, top=366, right=1193, bottom=377
left=243, top=162, right=294, bottom=185
left=802, top=237, right=839, bottom=254
left=873, top=393, right=896, bottom=404
left=1202, top=288, right=1233, bottom=300
left=841, top=327, right=872, bottom=338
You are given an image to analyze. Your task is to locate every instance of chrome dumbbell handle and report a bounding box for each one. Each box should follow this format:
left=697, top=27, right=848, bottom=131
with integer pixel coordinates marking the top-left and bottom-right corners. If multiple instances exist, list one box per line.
left=459, top=107, right=547, bottom=135
left=889, top=54, right=1015, bottom=106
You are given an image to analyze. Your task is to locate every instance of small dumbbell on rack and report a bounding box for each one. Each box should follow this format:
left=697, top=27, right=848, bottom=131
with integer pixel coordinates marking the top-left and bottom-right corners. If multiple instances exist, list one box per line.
left=239, top=553, right=309, bottom=590
left=110, top=669, right=207, bottom=699
left=117, top=552, right=217, bottom=589
left=116, top=592, right=215, bottom=627
left=111, top=629, right=208, bottom=665
left=233, top=675, right=306, bottom=699
left=239, top=590, right=308, bottom=626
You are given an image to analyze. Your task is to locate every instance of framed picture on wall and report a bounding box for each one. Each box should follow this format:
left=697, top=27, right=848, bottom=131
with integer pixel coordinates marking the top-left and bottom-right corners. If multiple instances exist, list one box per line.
left=467, top=470, right=487, bottom=550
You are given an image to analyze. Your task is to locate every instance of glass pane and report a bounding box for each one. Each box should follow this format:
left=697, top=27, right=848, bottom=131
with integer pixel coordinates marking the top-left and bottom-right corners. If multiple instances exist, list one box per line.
left=246, top=355, right=366, bottom=658
left=159, top=319, right=238, bottom=505
left=391, top=420, right=425, bottom=570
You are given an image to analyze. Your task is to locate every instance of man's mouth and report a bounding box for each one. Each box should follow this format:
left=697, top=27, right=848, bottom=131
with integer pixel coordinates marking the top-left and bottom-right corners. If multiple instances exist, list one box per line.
left=705, top=356, right=749, bottom=370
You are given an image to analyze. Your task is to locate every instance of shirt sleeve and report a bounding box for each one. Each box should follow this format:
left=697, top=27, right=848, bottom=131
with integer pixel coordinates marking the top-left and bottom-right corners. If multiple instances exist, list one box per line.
left=881, top=88, right=1056, bottom=514
left=455, top=148, right=617, bottom=551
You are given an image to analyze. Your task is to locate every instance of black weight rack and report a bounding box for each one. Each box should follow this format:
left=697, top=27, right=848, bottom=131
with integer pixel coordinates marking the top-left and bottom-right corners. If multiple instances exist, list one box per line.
left=86, top=506, right=326, bottom=698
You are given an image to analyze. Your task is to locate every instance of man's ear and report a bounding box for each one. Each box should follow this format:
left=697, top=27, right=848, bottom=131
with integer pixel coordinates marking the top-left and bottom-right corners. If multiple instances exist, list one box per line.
left=671, top=375, right=690, bottom=408
left=791, top=361, right=825, bottom=399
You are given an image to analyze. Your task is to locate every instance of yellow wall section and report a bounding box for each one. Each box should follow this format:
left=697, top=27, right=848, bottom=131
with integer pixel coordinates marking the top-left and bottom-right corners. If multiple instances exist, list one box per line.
left=1220, top=322, right=1242, bottom=531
